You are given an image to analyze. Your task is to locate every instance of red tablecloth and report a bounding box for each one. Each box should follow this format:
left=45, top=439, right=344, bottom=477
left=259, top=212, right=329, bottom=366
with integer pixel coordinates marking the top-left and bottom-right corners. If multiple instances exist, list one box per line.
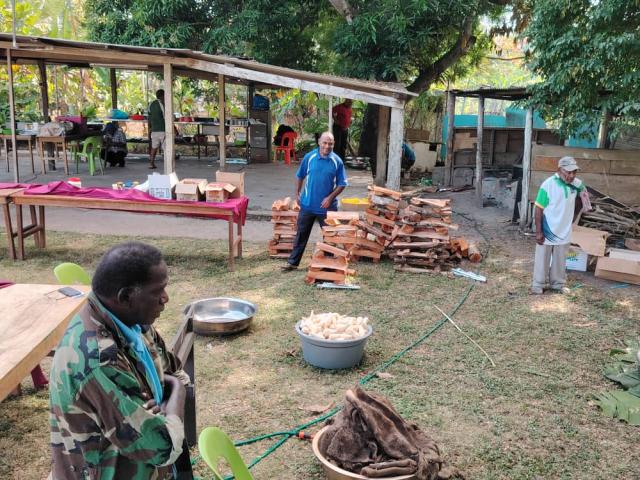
left=0, top=181, right=249, bottom=224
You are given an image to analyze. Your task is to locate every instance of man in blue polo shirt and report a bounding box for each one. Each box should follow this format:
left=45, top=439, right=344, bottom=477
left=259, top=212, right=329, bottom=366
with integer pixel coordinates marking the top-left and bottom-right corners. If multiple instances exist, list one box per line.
left=282, top=131, right=348, bottom=271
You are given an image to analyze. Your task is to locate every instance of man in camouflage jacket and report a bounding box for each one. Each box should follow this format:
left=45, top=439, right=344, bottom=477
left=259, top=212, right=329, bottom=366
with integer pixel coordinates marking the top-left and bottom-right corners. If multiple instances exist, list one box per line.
left=49, top=242, right=189, bottom=479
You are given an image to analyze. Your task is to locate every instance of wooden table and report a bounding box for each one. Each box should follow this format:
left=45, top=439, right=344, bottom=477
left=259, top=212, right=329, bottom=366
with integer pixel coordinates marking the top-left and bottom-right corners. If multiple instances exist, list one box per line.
left=1, top=134, right=36, bottom=174
left=0, top=284, right=90, bottom=402
left=36, top=134, right=99, bottom=175
left=5, top=190, right=244, bottom=270
left=0, top=188, right=44, bottom=260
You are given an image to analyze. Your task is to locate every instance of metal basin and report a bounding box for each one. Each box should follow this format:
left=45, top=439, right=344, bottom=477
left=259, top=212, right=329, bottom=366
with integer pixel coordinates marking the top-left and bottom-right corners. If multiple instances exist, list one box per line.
left=185, top=297, right=256, bottom=336
left=312, top=426, right=416, bottom=480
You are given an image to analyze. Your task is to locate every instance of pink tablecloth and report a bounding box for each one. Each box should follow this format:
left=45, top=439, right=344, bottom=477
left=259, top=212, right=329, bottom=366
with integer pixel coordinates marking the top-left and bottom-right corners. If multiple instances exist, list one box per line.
left=0, top=181, right=249, bottom=224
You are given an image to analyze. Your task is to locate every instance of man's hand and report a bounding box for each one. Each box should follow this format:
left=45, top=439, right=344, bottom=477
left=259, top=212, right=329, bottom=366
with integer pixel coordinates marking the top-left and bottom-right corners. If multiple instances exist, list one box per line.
left=143, top=399, right=161, bottom=414
left=536, top=231, right=545, bottom=245
left=320, top=196, right=332, bottom=209
left=161, top=375, right=186, bottom=420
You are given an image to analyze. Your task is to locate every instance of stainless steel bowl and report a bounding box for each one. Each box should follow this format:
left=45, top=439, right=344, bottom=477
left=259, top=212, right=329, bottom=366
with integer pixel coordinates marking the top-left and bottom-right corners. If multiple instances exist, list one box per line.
left=185, top=297, right=256, bottom=336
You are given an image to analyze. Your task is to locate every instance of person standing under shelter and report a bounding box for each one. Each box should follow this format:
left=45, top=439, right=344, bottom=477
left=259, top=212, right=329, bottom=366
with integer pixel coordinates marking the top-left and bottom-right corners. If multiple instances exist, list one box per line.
left=148, top=89, right=166, bottom=170
left=531, top=156, right=586, bottom=295
left=282, top=132, right=348, bottom=271
left=332, top=98, right=353, bottom=161
left=49, top=242, right=190, bottom=479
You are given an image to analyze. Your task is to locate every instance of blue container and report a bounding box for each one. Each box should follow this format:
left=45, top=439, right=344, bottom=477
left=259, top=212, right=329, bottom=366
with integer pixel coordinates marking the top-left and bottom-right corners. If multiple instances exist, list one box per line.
left=295, top=321, right=372, bottom=369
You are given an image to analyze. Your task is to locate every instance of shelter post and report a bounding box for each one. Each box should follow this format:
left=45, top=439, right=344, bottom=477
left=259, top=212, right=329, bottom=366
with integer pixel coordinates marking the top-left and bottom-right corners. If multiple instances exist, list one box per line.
left=597, top=110, right=611, bottom=149
left=386, top=106, right=404, bottom=191
left=444, top=91, right=455, bottom=186
left=37, top=60, right=49, bottom=121
left=375, top=106, right=390, bottom=186
left=519, top=107, right=534, bottom=229
left=328, top=95, right=333, bottom=132
left=218, top=74, right=226, bottom=170
left=110, top=68, right=118, bottom=110
left=6, top=48, right=19, bottom=181
left=163, top=63, right=175, bottom=174
left=475, top=96, right=484, bottom=206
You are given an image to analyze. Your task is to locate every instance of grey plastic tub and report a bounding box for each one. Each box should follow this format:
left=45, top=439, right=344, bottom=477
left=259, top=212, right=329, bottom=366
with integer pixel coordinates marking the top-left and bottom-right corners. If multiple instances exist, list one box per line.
left=295, top=321, right=373, bottom=369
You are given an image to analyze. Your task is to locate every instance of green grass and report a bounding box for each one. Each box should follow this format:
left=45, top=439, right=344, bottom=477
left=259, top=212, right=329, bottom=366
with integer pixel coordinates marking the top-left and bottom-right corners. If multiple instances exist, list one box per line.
left=0, top=231, right=639, bottom=479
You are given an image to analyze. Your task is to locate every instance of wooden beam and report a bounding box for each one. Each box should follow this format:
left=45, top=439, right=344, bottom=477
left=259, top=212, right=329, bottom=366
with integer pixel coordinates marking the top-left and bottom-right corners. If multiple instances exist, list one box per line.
left=520, top=107, right=533, bottom=229
left=328, top=95, right=333, bottom=132
left=218, top=74, right=226, bottom=170
left=163, top=63, right=175, bottom=174
left=110, top=68, right=118, bottom=110
left=186, top=58, right=404, bottom=108
left=37, top=60, right=49, bottom=121
left=375, top=106, right=390, bottom=186
left=386, top=107, right=404, bottom=191
left=7, top=49, right=18, bottom=182
left=444, top=91, right=455, bottom=186
left=0, top=43, right=406, bottom=108
left=475, top=96, right=484, bottom=207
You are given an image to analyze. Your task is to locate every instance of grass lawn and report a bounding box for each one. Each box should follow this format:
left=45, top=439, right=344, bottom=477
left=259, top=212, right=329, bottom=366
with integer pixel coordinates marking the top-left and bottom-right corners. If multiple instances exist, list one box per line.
left=0, top=228, right=638, bottom=479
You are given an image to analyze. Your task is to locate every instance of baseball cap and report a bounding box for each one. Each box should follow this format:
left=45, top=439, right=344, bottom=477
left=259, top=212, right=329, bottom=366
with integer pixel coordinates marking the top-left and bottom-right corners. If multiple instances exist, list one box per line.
left=558, top=156, right=579, bottom=172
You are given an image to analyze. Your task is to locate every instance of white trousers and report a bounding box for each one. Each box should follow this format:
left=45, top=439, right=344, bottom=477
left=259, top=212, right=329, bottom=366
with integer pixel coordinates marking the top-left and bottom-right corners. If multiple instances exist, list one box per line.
left=532, top=243, right=569, bottom=290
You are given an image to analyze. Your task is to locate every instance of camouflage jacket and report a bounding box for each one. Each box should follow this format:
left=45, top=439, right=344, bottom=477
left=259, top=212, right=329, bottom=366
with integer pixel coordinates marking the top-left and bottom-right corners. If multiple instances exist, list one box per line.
left=49, top=293, right=187, bottom=480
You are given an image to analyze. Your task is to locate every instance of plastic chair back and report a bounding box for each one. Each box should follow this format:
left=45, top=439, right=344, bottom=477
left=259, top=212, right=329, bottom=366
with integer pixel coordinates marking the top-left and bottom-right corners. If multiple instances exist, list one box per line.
left=274, top=131, right=297, bottom=165
left=198, top=427, right=254, bottom=480
left=54, top=262, right=91, bottom=286
left=75, top=136, right=103, bottom=176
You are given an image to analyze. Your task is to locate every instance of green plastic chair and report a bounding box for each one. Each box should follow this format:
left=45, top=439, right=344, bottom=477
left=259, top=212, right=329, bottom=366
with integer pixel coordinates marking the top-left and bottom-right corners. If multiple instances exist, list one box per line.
left=198, top=427, right=254, bottom=480
left=53, top=262, right=91, bottom=286
left=74, top=136, right=103, bottom=176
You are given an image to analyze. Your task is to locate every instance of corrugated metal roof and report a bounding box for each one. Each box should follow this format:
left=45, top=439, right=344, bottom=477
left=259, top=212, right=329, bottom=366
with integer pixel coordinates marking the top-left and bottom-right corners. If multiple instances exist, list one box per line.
left=448, top=87, right=531, bottom=101
left=0, top=34, right=414, bottom=103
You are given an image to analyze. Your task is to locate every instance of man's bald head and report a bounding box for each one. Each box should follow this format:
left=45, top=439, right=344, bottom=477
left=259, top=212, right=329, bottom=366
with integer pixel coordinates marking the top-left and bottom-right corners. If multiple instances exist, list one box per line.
left=319, top=131, right=335, bottom=157
left=319, top=131, right=334, bottom=143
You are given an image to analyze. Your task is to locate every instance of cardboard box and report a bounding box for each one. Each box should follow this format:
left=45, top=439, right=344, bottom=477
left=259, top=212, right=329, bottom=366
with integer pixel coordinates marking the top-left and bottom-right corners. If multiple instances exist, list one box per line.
left=176, top=178, right=207, bottom=201
left=570, top=225, right=609, bottom=256
left=205, top=182, right=236, bottom=203
left=565, top=247, right=588, bottom=271
left=215, top=171, right=244, bottom=198
left=148, top=172, right=179, bottom=200
left=595, top=256, right=640, bottom=285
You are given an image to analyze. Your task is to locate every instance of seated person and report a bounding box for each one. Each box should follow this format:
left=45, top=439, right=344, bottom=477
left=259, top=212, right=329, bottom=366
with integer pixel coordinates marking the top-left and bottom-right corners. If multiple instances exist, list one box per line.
left=49, top=242, right=189, bottom=479
left=102, top=121, right=128, bottom=167
left=273, top=124, right=295, bottom=146
left=401, top=141, right=416, bottom=172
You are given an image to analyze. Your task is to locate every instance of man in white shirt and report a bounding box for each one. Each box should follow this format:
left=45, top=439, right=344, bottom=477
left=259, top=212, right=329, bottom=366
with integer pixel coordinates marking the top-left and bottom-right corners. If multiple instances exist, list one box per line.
left=531, top=156, right=585, bottom=295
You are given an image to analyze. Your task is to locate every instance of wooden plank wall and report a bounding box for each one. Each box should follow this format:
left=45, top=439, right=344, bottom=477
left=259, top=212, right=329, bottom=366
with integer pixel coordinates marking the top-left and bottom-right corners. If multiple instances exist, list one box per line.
left=529, top=144, right=640, bottom=207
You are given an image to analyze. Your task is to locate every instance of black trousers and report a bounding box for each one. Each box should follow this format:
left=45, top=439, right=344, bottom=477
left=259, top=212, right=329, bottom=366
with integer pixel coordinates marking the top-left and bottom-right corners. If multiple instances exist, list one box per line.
left=287, top=209, right=330, bottom=266
left=332, top=124, right=348, bottom=161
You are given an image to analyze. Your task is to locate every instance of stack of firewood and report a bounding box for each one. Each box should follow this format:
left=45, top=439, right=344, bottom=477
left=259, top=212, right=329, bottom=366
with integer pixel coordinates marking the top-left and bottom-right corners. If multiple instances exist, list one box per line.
left=362, top=185, right=481, bottom=272
left=321, top=211, right=385, bottom=262
left=355, top=186, right=400, bottom=255
left=305, top=242, right=355, bottom=285
left=321, top=211, right=360, bottom=251
left=389, top=197, right=459, bottom=272
left=268, top=197, right=299, bottom=258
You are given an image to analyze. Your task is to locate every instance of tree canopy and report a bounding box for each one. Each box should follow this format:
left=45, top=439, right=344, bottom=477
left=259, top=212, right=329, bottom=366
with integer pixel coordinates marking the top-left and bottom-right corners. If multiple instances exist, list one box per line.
left=84, top=0, right=510, bottom=93
left=525, top=0, right=640, bottom=137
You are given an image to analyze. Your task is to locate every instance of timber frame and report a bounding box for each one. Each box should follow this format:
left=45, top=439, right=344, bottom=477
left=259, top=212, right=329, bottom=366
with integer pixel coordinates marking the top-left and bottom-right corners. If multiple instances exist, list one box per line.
left=0, top=34, right=415, bottom=189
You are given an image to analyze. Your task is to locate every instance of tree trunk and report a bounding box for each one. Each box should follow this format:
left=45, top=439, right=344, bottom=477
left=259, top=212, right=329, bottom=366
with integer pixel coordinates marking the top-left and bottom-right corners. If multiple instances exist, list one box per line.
left=358, top=103, right=379, bottom=175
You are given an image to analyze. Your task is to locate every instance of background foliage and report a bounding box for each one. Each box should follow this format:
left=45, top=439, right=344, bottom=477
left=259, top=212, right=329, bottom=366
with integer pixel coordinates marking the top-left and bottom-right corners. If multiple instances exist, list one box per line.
left=524, top=0, right=640, bottom=138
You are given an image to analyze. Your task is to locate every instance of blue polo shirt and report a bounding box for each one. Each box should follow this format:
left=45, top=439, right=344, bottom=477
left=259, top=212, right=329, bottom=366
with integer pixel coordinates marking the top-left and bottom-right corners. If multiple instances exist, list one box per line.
left=297, top=148, right=348, bottom=214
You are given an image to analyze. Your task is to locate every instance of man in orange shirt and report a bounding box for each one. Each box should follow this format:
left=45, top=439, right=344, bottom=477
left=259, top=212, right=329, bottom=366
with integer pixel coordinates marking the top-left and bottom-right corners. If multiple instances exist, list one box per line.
left=332, top=99, right=353, bottom=161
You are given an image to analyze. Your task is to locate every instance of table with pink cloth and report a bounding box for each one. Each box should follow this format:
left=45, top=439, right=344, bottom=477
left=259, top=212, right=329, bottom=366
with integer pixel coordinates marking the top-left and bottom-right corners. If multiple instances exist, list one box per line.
left=0, top=181, right=249, bottom=270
